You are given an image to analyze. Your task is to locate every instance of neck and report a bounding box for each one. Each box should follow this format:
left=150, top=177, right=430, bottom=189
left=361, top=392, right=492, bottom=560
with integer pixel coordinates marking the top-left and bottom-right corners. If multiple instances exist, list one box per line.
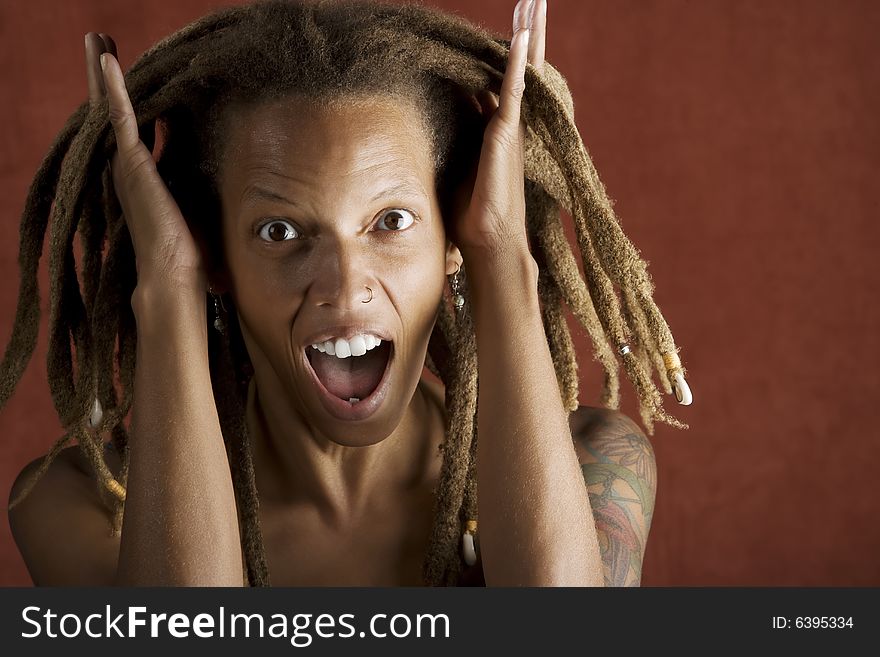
left=245, top=373, right=437, bottom=528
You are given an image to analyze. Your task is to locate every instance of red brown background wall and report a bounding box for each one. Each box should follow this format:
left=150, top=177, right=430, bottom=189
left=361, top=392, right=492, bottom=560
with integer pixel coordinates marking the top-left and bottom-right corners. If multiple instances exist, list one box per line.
left=1, top=0, right=877, bottom=586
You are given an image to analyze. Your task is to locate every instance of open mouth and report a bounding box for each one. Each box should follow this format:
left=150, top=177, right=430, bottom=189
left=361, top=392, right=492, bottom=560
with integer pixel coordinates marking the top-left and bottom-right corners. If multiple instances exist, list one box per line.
left=303, top=336, right=394, bottom=420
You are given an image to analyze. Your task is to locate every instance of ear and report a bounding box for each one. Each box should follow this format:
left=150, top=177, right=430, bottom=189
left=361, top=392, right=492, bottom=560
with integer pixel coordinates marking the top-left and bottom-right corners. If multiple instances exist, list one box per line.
left=444, top=240, right=463, bottom=276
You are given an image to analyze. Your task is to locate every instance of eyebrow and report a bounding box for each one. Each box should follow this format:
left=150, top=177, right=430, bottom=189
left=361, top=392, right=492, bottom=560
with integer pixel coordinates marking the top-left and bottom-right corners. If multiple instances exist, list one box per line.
left=240, top=185, right=298, bottom=207
left=368, top=180, right=428, bottom=204
left=240, top=180, right=428, bottom=208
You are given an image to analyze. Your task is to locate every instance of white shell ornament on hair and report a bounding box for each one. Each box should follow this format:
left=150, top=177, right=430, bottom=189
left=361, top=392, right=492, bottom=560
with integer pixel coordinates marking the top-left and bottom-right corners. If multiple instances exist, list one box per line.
left=462, top=532, right=477, bottom=566
left=88, top=397, right=103, bottom=429
left=671, top=371, right=693, bottom=406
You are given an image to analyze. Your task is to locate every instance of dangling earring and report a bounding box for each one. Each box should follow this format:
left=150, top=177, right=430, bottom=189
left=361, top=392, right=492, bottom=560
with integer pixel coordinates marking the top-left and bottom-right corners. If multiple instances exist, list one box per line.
left=449, top=262, right=465, bottom=314
left=209, top=286, right=226, bottom=335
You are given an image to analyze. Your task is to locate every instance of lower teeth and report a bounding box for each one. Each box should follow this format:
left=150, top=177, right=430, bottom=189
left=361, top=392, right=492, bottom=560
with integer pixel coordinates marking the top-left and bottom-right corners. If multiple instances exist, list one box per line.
left=348, top=397, right=360, bottom=403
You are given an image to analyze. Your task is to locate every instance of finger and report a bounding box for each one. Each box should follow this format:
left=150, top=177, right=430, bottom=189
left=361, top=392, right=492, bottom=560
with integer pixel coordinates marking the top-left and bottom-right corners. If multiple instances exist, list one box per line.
left=528, top=0, right=546, bottom=74
left=100, top=51, right=179, bottom=238
left=100, top=52, right=142, bottom=156
left=512, top=0, right=534, bottom=34
left=99, top=33, right=118, bottom=58
left=476, top=89, right=499, bottom=125
left=85, top=32, right=108, bottom=109
left=496, top=5, right=530, bottom=131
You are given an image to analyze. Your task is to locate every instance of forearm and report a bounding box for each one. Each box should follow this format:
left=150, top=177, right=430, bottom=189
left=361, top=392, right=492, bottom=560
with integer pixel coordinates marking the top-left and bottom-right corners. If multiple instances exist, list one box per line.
left=463, top=246, right=603, bottom=586
left=116, top=283, right=243, bottom=586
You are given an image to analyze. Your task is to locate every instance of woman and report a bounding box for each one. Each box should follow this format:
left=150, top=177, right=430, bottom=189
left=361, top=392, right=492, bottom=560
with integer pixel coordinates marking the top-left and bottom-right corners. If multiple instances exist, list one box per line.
left=3, top=0, right=691, bottom=586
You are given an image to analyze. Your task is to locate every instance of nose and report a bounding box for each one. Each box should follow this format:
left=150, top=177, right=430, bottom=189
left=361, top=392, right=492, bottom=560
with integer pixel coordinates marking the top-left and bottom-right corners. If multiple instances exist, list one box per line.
left=307, top=237, right=375, bottom=310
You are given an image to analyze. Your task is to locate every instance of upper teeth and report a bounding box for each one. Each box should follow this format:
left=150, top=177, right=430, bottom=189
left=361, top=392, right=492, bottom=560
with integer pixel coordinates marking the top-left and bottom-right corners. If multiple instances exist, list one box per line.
left=310, top=334, right=383, bottom=359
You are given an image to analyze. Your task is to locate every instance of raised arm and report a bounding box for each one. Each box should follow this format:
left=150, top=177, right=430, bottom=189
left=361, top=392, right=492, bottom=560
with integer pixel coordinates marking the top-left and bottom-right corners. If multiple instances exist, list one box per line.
left=96, top=33, right=243, bottom=585
left=454, top=0, right=603, bottom=586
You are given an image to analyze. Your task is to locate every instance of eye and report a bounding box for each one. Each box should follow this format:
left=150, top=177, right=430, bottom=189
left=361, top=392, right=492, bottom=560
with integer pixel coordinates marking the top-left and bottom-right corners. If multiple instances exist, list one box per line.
left=257, top=219, right=299, bottom=242
left=375, top=208, right=416, bottom=231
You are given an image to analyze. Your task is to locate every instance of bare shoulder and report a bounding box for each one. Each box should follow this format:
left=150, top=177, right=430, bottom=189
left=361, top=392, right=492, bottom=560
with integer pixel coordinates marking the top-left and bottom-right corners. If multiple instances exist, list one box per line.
left=568, top=405, right=657, bottom=587
left=569, top=405, right=654, bottom=465
left=7, top=441, right=122, bottom=586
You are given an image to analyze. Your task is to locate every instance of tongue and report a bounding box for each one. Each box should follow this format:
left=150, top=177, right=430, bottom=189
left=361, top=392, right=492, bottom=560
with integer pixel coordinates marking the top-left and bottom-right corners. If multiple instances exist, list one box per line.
left=309, top=342, right=390, bottom=400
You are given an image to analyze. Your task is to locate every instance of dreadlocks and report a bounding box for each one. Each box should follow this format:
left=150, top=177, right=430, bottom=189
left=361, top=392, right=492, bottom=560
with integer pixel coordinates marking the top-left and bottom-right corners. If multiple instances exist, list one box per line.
left=1, top=0, right=689, bottom=587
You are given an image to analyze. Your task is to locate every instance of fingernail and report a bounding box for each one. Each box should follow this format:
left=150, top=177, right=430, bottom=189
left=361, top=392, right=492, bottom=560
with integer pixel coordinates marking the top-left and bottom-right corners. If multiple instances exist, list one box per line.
left=100, top=53, right=107, bottom=71
left=514, top=0, right=534, bottom=32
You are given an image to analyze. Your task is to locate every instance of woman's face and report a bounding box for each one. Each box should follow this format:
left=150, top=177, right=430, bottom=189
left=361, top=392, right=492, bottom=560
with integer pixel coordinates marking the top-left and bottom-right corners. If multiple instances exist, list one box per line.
left=215, top=93, right=459, bottom=446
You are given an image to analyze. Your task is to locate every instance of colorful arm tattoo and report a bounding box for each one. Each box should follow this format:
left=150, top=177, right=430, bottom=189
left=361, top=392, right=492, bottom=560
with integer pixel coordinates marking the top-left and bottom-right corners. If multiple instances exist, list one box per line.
left=575, top=410, right=657, bottom=587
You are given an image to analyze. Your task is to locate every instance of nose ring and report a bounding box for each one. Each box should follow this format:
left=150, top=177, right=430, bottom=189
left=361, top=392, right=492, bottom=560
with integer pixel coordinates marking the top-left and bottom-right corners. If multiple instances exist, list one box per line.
left=362, top=286, right=373, bottom=303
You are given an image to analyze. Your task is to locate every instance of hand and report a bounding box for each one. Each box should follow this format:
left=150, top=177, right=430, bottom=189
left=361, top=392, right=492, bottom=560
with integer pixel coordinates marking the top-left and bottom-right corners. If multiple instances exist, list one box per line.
left=85, top=32, right=206, bottom=293
left=450, top=0, right=547, bottom=262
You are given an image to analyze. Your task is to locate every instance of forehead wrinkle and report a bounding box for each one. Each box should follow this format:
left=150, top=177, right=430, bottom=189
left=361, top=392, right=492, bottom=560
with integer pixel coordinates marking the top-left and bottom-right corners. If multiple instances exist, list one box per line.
left=238, top=126, right=426, bottom=175
left=254, top=96, right=429, bottom=163
left=225, top=98, right=437, bottom=215
left=239, top=143, right=431, bottom=207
